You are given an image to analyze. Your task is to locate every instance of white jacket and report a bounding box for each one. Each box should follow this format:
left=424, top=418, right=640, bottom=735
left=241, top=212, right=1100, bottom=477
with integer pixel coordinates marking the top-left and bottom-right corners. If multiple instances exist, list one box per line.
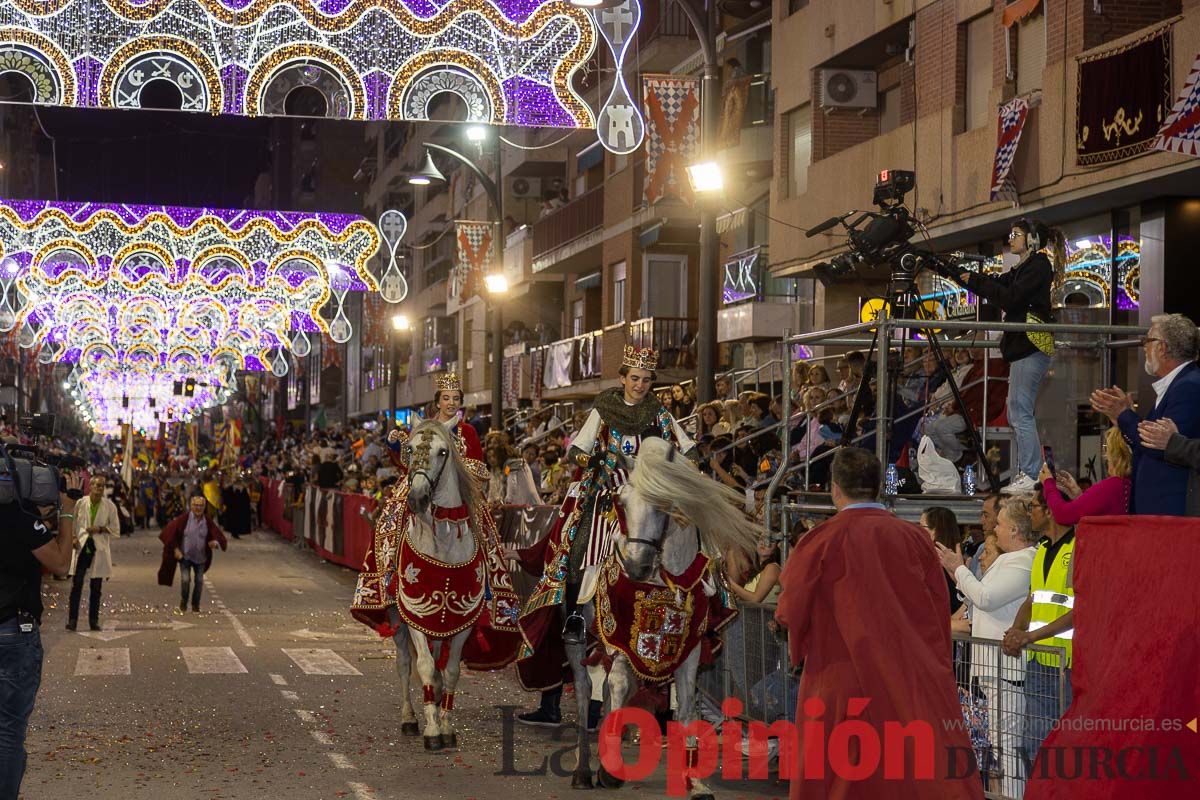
left=953, top=546, right=1036, bottom=681
left=69, top=496, right=120, bottom=579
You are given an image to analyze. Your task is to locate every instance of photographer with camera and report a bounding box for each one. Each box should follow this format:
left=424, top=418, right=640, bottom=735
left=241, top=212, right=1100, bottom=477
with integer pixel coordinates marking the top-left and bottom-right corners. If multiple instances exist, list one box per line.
left=950, top=218, right=1065, bottom=495
left=0, top=464, right=83, bottom=797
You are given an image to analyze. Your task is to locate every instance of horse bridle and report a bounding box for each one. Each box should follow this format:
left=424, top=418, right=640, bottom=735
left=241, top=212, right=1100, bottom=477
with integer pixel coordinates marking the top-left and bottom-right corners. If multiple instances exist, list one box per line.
left=410, top=429, right=449, bottom=495
left=614, top=491, right=670, bottom=556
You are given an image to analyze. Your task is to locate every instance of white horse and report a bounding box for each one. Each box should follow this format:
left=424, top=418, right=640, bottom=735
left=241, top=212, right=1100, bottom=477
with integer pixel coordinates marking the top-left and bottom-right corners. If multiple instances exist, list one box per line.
left=565, top=437, right=761, bottom=798
left=386, top=419, right=484, bottom=751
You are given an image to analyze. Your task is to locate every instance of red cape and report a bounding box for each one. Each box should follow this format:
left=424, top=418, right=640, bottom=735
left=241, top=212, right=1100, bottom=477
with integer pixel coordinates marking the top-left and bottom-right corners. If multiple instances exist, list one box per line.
left=1024, top=515, right=1200, bottom=799
left=775, top=507, right=983, bottom=800
left=157, top=512, right=228, bottom=587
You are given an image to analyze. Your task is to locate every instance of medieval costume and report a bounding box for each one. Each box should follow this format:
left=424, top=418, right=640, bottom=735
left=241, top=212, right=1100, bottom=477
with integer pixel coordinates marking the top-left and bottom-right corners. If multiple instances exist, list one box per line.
left=351, top=373, right=522, bottom=669
left=775, top=506, right=984, bottom=800
left=516, top=345, right=697, bottom=691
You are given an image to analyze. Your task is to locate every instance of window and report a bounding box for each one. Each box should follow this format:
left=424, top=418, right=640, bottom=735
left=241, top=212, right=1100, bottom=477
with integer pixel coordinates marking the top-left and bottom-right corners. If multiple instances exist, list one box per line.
left=964, top=15, right=993, bottom=131
left=611, top=261, right=627, bottom=325
left=879, top=85, right=902, bottom=134
left=1016, top=12, right=1046, bottom=96
left=571, top=299, right=585, bottom=336
left=788, top=105, right=811, bottom=198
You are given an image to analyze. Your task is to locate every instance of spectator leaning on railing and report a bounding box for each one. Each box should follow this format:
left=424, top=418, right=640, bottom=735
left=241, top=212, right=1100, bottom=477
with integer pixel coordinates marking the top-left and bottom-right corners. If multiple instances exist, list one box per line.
left=1090, top=313, right=1200, bottom=516
left=936, top=497, right=1037, bottom=799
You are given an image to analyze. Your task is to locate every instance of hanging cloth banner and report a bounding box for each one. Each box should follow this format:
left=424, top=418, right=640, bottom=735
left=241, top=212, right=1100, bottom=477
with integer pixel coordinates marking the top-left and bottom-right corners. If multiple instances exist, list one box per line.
left=990, top=96, right=1032, bottom=202
left=1152, top=49, right=1200, bottom=158
left=454, top=220, right=494, bottom=303
left=718, top=76, right=751, bottom=149
left=643, top=74, right=701, bottom=205
left=1076, top=25, right=1173, bottom=166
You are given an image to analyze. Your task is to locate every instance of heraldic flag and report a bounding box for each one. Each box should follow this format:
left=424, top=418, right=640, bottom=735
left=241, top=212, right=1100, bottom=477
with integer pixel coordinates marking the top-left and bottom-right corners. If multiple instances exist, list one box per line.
left=1151, top=49, right=1200, bottom=158
left=990, top=96, right=1030, bottom=202
left=643, top=75, right=700, bottom=205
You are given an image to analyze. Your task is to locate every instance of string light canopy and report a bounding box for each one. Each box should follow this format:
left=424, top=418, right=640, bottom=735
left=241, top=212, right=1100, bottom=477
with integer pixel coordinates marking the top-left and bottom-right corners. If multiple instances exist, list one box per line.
left=0, top=0, right=598, bottom=129
left=0, top=199, right=382, bottom=376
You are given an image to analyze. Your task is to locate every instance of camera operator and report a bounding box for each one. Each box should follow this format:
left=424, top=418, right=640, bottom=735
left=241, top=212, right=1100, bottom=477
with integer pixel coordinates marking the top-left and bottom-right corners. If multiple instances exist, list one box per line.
left=949, top=218, right=1065, bottom=495
left=0, top=467, right=84, bottom=797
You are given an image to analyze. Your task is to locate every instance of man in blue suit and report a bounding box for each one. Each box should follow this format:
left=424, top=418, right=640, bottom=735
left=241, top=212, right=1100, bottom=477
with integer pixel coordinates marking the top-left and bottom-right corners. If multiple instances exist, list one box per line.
left=1090, top=313, right=1200, bottom=516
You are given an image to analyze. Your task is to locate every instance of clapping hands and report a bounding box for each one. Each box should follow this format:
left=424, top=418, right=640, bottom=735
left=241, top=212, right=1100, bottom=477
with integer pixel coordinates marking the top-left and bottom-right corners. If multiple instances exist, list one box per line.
left=1090, top=386, right=1133, bottom=422
left=1138, top=418, right=1178, bottom=451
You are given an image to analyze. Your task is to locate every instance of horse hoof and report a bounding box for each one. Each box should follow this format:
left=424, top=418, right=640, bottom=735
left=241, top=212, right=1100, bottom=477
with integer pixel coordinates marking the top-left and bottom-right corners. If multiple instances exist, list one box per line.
left=596, top=764, right=624, bottom=789
left=423, top=736, right=444, bottom=751
left=400, top=722, right=419, bottom=736
left=440, top=733, right=457, bottom=749
left=571, top=767, right=594, bottom=789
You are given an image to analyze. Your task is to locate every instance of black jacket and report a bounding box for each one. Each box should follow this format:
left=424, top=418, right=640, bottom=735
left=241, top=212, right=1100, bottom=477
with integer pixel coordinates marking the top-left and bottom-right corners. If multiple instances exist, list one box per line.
left=963, top=252, right=1053, bottom=363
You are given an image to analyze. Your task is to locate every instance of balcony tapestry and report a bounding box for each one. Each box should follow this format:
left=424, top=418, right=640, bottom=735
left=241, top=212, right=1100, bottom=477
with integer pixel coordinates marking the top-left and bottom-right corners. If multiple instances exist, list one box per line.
left=718, top=76, right=751, bottom=149
left=1076, top=24, right=1172, bottom=166
left=989, top=96, right=1031, bottom=202
left=1151, top=48, right=1200, bottom=159
left=451, top=220, right=494, bottom=302
left=642, top=74, right=700, bottom=205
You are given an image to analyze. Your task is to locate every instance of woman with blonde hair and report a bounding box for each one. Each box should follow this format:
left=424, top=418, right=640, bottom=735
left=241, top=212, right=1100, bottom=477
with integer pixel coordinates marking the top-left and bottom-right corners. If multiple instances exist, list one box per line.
left=1037, top=425, right=1132, bottom=524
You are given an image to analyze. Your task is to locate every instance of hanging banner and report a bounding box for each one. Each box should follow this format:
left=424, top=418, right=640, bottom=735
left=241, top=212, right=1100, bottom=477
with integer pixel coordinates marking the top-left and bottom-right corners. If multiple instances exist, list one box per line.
left=1076, top=26, right=1172, bottom=166
left=990, top=96, right=1031, bottom=202
left=1151, top=49, right=1200, bottom=158
left=643, top=74, right=701, bottom=205
left=453, top=220, right=495, bottom=303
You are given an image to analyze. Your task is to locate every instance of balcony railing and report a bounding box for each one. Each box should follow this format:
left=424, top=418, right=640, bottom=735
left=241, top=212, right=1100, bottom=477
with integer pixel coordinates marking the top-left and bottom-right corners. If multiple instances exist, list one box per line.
left=628, top=316, right=696, bottom=370
left=532, top=329, right=604, bottom=391
left=531, top=185, right=604, bottom=258
left=638, top=0, right=694, bottom=48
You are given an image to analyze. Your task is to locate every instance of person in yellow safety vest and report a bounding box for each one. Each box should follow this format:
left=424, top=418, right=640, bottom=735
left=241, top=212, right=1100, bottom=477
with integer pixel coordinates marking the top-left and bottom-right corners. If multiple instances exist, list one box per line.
left=1002, top=483, right=1074, bottom=780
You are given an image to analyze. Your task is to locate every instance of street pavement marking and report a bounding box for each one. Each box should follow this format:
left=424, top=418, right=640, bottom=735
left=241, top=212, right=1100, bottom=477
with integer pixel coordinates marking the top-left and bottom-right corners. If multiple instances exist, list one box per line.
left=205, top=581, right=256, bottom=648
left=269, top=673, right=288, bottom=686
left=283, top=648, right=363, bottom=676
left=311, top=730, right=333, bottom=746
left=281, top=690, right=300, bottom=701
left=181, top=646, right=248, bottom=674
left=348, top=782, right=380, bottom=800
left=74, top=647, right=131, bottom=676
left=327, top=753, right=354, bottom=770
left=295, top=710, right=317, bottom=724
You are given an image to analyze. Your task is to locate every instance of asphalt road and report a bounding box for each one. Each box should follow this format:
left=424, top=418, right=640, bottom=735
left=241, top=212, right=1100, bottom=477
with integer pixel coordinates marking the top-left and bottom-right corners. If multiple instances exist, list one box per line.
left=23, top=528, right=786, bottom=800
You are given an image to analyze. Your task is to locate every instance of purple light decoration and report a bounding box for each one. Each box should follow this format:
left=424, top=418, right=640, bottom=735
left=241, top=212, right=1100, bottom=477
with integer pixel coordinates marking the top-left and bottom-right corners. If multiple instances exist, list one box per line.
left=364, top=71, right=390, bottom=120
left=220, top=64, right=248, bottom=115
left=505, top=77, right=577, bottom=127
left=72, top=57, right=102, bottom=108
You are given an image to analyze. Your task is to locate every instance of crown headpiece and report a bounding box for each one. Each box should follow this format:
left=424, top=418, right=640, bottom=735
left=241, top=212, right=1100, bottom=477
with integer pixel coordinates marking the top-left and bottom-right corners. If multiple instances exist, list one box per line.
left=622, top=345, right=659, bottom=372
left=434, top=372, right=461, bottom=393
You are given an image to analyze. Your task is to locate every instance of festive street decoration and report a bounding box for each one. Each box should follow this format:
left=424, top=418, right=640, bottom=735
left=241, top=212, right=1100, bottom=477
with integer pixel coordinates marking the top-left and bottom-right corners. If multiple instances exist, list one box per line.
left=1075, top=25, right=1172, bottom=166
left=377, top=209, right=409, bottom=303
left=1151, top=49, right=1200, bottom=158
left=643, top=74, right=700, bottom=205
left=0, top=0, right=598, bottom=128
left=451, top=220, right=494, bottom=303
left=0, top=199, right=380, bottom=374
left=590, top=0, right=644, bottom=154
left=989, top=96, right=1031, bottom=202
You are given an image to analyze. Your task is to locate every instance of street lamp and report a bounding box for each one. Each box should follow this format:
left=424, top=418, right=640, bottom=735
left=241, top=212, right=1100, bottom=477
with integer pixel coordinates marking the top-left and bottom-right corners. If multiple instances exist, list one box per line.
left=484, top=273, right=509, bottom=295
left=465, top=125, right=488, bottom=143
left=408, top=150, right=445, bottom=186
left=391, top=313, right=410, bottom=332
left=686, top=161, right=724, bottom=194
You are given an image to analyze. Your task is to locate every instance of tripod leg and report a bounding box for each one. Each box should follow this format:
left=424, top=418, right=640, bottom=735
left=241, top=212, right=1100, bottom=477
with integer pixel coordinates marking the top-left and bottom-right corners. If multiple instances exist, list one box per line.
left=922, top=331, right=997, bottom=493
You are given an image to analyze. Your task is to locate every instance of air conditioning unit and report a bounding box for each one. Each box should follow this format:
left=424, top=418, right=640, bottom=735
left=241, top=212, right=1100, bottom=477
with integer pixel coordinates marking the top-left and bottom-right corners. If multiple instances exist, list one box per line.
left=820, top=69, right=878, bottom=109
left=509, top=176, right=542, bottom=199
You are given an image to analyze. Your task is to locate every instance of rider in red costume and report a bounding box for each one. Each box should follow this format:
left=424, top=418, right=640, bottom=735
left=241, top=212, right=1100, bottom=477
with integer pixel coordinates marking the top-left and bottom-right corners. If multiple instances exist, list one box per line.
left=428, top=373, right=487, bottom=479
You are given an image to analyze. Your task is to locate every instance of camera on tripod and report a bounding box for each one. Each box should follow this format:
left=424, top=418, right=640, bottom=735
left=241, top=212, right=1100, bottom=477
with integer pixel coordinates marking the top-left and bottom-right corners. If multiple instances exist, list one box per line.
left=808, top=170, right=922, bottom=286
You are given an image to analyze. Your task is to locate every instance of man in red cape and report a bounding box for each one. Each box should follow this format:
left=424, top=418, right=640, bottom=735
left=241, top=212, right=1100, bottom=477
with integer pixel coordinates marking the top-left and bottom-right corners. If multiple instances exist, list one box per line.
left=776, top=447, right=983, bottom=800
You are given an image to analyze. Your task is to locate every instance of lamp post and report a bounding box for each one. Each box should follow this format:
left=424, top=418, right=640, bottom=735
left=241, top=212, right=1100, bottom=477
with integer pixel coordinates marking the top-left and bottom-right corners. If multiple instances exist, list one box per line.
left=409, top=136, right=506, bottom=434
left=389, top=312, right=410, bottom=424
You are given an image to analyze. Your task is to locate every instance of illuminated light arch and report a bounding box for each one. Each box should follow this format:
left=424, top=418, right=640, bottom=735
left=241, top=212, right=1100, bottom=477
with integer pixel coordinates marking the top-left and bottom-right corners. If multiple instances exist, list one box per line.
left=0, top=1, right=599, bottom=128
left=246, top=45, right=365, bottom=120
left=115, top=245, right=175, bottom=285
left=98, top=38, right=223, bottom=113
left=0, top=29, right=75, bottom=104
left=396, top=62, right=499, bottom=123
left=33, top=240, right=95, bottom=276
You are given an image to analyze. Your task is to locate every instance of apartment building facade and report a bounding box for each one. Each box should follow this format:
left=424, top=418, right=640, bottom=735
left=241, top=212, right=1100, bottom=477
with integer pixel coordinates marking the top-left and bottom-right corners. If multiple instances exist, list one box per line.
left=353, top=0, right=807, bottom=423
left=769, top=0, right=1200, bottom=470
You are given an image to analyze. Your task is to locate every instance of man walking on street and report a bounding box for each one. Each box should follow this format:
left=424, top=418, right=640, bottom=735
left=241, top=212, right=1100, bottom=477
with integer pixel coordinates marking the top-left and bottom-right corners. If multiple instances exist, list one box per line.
left=67, top=475, right=119, bottom=631
left=158, top=495, right=228, bottom=613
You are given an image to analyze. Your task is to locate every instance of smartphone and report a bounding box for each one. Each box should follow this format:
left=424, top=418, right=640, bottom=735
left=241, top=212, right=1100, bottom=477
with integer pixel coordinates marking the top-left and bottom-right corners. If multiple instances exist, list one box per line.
left=1041, top=445, right=1056, bottom=477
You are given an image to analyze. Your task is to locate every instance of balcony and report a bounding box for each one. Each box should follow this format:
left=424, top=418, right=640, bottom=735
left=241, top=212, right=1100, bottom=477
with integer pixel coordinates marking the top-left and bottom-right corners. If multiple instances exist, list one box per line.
left=530, top=329, right=604, bottom=396
left=636, top=0, right=696, bottom=72
left=602, top=317, right=697, bottom=376
left=531, top=185, right=604, bottom=273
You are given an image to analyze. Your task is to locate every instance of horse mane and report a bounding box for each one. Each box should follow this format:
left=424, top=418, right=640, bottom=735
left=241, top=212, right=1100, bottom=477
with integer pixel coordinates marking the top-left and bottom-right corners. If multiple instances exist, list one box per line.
left=410, top=418, right=482, bottom=513
left=628, top=437, right=760, bottom=559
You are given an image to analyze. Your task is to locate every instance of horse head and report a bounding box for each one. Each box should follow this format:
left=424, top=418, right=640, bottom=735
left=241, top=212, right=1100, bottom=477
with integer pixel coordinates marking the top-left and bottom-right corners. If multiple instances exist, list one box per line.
left=406, top=420, right=471, bottom=516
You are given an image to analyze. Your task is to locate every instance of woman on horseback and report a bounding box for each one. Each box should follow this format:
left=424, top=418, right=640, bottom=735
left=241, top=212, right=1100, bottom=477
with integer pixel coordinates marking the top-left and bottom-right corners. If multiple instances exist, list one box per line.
left=428, top=373, right=488, bottom=483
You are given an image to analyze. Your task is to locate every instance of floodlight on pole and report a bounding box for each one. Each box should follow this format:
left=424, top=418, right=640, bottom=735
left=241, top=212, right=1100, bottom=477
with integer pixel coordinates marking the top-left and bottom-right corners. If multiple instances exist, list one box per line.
left=465, top=125, right=488, bottom=142
left=485, top=273, right=509, bottom=295
left=408, top=150, right=445, bottom=186
left=391, top=313, right=410, bottom=331
left=686, top=161, right=724, bottom=193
